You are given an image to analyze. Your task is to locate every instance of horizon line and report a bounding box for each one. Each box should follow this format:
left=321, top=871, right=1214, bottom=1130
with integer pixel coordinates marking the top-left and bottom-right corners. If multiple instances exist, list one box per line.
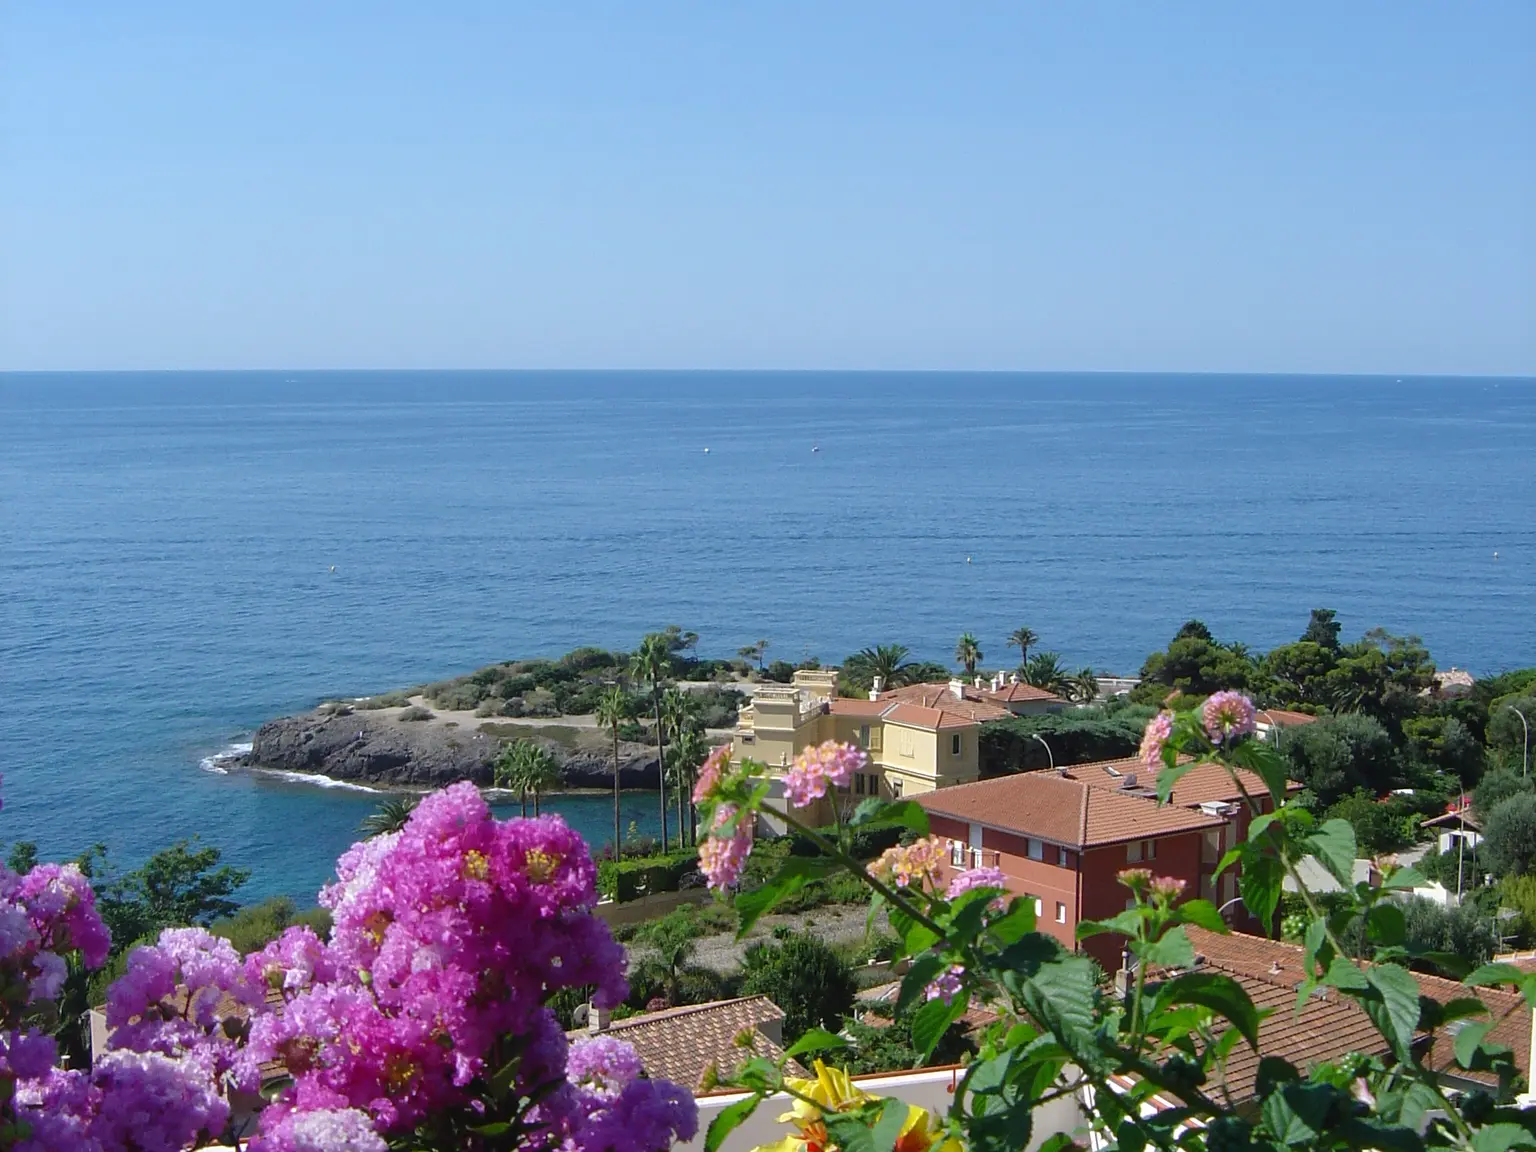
left=4, top=366, right=1534, bottom=381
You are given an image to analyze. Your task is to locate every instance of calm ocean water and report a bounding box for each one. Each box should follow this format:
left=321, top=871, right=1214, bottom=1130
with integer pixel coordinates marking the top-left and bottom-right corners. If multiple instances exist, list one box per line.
left=2, top=371, right=1533, bottom=902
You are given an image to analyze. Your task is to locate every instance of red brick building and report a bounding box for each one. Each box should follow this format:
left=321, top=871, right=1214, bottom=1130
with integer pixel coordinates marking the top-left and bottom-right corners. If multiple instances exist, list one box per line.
left=916, top=758, right=1292, bottom=970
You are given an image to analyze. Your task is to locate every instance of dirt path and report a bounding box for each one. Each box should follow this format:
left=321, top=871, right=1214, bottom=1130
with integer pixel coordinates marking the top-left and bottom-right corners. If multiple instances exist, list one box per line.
left=683, top=902, right=890, bottom=974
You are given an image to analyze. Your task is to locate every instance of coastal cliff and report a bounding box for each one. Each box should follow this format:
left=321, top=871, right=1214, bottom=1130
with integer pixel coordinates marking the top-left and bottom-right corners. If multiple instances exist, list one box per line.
left=240, top=702, right=661, bottom=791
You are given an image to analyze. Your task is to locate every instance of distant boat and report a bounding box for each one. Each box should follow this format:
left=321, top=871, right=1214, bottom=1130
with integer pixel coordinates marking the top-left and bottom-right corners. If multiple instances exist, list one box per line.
left=812, top=444, right=821, bottom=453
left=703, top=447, right=711, bottom=455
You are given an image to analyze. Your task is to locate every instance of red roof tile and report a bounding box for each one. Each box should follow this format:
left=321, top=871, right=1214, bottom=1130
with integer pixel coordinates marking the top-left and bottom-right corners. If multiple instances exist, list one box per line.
left=881, top=702, right=978, bottom=731
left=1256, top=709, right=1318, bottom=728
left=1183, top=929, right=1531, bottom=1094
left=877, top=683, right=1013, bottom=723
left=916, top=772, right=1224, bottom=848
left=570, top=997, right=800, bottom=1091
left=1043, top=757, right=1298, bottom=807
left=981, top=682, right=1064, bottom=705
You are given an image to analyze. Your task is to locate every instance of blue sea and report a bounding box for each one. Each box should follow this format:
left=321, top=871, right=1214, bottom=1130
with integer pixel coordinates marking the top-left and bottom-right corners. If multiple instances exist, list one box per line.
left=2, top=372, right=1533, bottom=903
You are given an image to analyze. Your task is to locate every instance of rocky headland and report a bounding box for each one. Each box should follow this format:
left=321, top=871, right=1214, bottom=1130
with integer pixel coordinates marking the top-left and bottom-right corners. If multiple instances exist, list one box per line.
left=234, top=697, right=661, bottom=791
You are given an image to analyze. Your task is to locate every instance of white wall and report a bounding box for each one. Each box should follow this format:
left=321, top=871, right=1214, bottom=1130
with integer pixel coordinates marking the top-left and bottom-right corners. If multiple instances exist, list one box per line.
left=682, top=1068, right=1089, bottom=1152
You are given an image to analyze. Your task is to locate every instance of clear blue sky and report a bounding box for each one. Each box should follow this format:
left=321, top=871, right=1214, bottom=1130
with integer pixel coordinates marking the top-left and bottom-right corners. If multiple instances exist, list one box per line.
left=2, top=2, right=1532, bottom=374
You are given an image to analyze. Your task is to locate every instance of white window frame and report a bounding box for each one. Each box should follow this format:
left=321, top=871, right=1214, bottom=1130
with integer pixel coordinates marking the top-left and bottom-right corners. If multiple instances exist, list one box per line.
left=951, top=733, right=962, bottom=756
left=1027, top=838, right=1045, bottom=862
left=1055, top=902, right=1067, bottom=924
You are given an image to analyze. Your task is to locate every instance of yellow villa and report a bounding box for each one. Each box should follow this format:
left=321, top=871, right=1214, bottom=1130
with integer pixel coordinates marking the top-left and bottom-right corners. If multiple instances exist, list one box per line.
left=730, top=669, right=1064, bottom=820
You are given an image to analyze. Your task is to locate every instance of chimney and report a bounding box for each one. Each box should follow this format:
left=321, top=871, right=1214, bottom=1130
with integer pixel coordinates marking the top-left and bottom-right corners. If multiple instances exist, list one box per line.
left=1113, top=950, right=1135, bottom=998
left=948, top=678, right=965, bottom=701
left=587, top=1002, right=611, bottom=1034
left=870, top=676, right=885, bottom=700
left=1119, top=773, right=1138, bottom=789
left=1009, top=673, right=1019, bottom=685
left=973, top=675, right=983, bottom=689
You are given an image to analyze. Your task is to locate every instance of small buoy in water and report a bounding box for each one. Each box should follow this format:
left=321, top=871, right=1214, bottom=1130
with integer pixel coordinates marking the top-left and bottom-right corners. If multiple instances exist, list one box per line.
left=1494, top=551, right=1499, bottom=561
left=703, top=447, right=711, bottom=454
left=329, top=565, right=336, bottom=573
left=966, top=556, right=972, bottom=564
left=812, top=444, right=820, bottom=453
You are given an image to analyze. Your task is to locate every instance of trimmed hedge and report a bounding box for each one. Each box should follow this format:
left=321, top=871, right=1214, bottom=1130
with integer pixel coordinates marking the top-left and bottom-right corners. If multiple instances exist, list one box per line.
left=596, top=850, right=700, bottom=902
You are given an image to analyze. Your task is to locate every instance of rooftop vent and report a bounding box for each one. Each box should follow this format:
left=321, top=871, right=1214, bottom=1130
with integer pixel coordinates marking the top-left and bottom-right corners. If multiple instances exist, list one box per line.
left=1118, top=773, right=1138, bottom=789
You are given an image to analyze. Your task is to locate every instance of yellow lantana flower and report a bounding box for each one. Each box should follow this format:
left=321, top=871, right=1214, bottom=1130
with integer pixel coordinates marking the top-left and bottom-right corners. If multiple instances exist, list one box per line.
left=749, top=1061, right=961, bottom=1152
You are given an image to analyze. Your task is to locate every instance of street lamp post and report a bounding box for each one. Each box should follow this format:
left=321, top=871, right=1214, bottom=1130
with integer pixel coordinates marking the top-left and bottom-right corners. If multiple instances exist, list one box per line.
left=1509, top=706, right=1530, bottom=779
left=1031, top=733, right=1055, bottom=772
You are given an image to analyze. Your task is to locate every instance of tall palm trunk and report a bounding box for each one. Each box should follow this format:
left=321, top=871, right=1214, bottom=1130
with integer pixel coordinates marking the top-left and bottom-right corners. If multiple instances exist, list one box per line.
left=520, top=789, right=528, bottom=819
left=533, top=788, right=541, bottom=817
left=676, top=770, right=688, bottom=848
left=611, top=722, right=622, bottom=856
left=654, top=692, right=669, bottom=853
left=688, top=768, right=698, bottom=845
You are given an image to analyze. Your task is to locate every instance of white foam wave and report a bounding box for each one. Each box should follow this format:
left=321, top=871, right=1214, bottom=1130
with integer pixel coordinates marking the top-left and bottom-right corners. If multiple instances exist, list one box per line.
left=253, top=768, right=382, bottom=794
left=199, top=741, right=253, bottom=775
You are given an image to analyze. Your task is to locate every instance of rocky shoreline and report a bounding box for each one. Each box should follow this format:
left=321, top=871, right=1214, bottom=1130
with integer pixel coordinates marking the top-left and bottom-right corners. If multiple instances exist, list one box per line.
left=231, top=702, right=661, bottom=791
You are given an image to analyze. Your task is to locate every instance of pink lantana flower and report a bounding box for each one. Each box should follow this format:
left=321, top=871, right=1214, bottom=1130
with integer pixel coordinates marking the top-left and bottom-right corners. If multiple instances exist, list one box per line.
left=1202, top=691, right=1257, bottom=745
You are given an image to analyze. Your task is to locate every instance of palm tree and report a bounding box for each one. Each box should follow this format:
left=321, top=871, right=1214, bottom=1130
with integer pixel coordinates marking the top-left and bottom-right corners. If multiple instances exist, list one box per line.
left=660, top=687, right=702, bottom=845
left=1022, top=651, right=1070, bottom=695
left=955, top=633, right=983, bottom=676
left=496, top=739, right=559, bottom=816
left=1007, top=627, right=1039, bottom=669
left=1069, top=667, right=1100, bottom=704
left=845, top=644, right=915, bottom=692
left=632, top=910, right=700, bottom=1005
left=494, top=741, right=530, bottom=817
left=630, top=633, right=673, bottom=852
left=667, top=729, right=706, bottom=846
left=595, top=686, right=632, bottom=855
left=755, top=639, right=769, bottom=671
left=359, top=794, right=419, bottom=838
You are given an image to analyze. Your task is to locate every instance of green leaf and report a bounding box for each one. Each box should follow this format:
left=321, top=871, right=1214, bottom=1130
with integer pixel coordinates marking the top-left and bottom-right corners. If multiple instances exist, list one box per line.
left=1262, top=1083, right=1333, bottom=1146
left=1255, top=1055, right=1299, bottom=1097
left=1323, top=956, right=1369, bottom=991
left=1455, top=1020, right=1493, bottom=1069
left=734, top=856, right=839, bottom=936
left=1140, top=925, right=1196, bottom=970
left=1155, top=760, right=1197, bottom=804
left=1176, top=898, right=1228, bottom=933
left=1467, top=962, right=1527, bottom=989
left=965, top=1050, right=1014, bottom=1095
left=704, top=1095, right=761, bottom=1152
left=1470, top=1124, right=1536, bottom=1152
left=1367, top=902, right=1407, bottom=947
left=824, top=1112, right=878, bottom=1152
left=888, top=904, right=941, bottom=955
left=1382, top=864, right=1427, bottom=891
left=870, top=1097, right=909, bottom=1152
left=784, top=1027, right=847, bottom=1059
left=1364, top=963, right=1422, bottom=1060
left=911, top=992, right=968, bottom=1059
left=1076, top=909, right=1144, bottom=940
left=1308, top=819, right=1358, bottom=887
left=986, top=900, right=1036, bottom=944
left=1239, top=854, right=1284, bottom=929
left=1155, top=971, right=1264, bottom=1049
left=897, top=953, right=947, bottom=1014
left=1248, top=812, right=1278, bottom=839
left=848, top=798, right=930, bottom=836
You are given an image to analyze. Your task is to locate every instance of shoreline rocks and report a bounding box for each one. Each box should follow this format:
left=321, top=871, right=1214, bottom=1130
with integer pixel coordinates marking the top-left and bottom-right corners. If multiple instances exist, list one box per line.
left=236, top=708, right=660, bottom=791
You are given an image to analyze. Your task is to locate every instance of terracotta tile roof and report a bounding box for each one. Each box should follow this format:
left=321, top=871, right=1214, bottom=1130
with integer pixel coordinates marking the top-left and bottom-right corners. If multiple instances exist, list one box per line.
left=916, top=772, right=1224, bottom=848
left=881, top=702, right=978, bottom=731
left=1044, top=757, right=1299, bottom=807
left=827, top=698, right=889, bottom=718
left=1256, top=709, right=1318, bottom=728
left=980, top=682, right=1064, bottom=705
left=826, top=695, right=980, bottom=730
left=575, top=996, right=801, bottom=1091
left=876, top=683, right=1013, bottom=724
left=1183, top=929, right=1531, bottom=1095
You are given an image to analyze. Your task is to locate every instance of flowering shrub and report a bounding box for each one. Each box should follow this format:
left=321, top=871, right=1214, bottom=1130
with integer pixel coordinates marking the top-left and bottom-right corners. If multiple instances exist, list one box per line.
left=0, top=781, right=696, bottom=1152
left=695, top=711, right=1536, bottom=1152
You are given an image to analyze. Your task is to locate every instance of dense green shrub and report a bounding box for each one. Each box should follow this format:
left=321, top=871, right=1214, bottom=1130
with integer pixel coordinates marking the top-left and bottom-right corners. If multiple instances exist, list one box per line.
left=1281, top=713, right=1398, bottom=807
left=788, top=824, right=901, bottom=862
left=979, top=705, right=1152, bottom=775
left=596, top=849, right=699, bottom=901
left=1482, top=792, right=1536, bottom=876
left=316, top=700, right=355, bottom=717
left=356, top=691, right=411, bottom=710
left=840, top=1000, right=976, bottom=1074
left=739, top=928, right=857, bottom=1045
left=398, top=705, right=434, bottom=722
left=1324, top=791, right=1412, bottom=855
left=561, top=646, right=620, bottom=672
left=210, top=896, right=332, bottom=954
left=1400, top=895, right=1496, bottom=967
